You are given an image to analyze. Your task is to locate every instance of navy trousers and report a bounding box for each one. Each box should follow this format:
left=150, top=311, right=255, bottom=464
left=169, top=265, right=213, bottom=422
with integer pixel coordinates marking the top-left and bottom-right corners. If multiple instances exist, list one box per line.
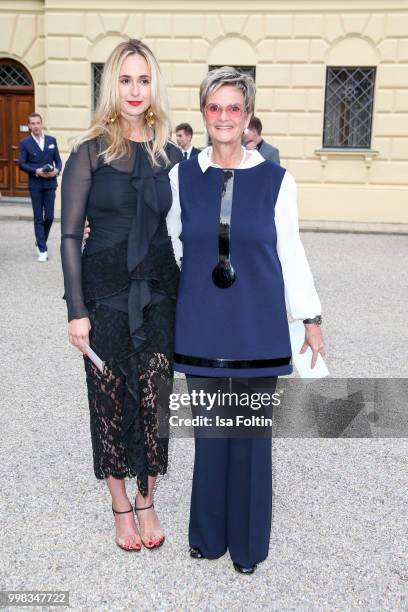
left=30, top=187, right=56, bottom=253
left=186, top=376, right=277, bottom=567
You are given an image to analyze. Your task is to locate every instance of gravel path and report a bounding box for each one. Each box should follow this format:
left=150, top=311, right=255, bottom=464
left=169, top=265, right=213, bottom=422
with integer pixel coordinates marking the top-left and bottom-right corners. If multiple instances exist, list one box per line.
left=1, top=220, right=407, bottom=611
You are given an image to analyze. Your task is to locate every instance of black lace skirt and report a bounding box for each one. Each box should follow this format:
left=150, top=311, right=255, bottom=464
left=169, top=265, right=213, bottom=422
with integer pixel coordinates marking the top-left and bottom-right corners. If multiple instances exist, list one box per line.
left=82, top=240, right=179, bottom=497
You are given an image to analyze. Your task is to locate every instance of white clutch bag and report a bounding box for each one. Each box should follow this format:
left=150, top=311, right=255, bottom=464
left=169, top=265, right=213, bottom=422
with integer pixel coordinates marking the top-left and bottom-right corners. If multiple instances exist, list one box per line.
left=84, top=343, right=105, bottom=374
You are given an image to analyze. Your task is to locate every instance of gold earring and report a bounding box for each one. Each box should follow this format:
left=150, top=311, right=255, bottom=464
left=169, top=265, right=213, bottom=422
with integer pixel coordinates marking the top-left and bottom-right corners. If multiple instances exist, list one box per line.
left=144, top=107, right=156, bottom=128
left=109, top=112, right=118, bottom=124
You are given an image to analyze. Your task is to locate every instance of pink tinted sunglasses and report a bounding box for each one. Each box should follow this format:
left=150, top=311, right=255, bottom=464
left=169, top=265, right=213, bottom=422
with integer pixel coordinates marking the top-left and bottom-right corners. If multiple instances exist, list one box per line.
left=204, top=103, right=246, bottom=118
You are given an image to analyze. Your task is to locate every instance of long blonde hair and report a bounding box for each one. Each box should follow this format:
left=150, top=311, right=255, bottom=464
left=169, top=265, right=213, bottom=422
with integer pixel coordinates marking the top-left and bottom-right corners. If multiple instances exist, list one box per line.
left=73, top=39, right=171, bottom=166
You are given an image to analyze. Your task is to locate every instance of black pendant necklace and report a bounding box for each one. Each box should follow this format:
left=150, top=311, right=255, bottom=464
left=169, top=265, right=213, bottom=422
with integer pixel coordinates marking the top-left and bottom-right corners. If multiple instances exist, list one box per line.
left=212, top=169, right=236, bottom=288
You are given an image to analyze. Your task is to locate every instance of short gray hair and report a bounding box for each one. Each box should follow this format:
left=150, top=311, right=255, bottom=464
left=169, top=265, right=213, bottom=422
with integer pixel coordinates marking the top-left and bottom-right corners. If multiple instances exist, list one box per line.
left=199, top=66, right=256, bottom=115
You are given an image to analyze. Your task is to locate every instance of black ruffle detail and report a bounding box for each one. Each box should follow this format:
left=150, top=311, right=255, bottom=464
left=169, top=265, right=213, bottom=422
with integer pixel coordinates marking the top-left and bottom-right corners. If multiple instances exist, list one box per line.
left=129, top=239, right=179, bottom=338
left=126, top=145, right=174, bottom=352
left=81, top=145, right=179, bottom=353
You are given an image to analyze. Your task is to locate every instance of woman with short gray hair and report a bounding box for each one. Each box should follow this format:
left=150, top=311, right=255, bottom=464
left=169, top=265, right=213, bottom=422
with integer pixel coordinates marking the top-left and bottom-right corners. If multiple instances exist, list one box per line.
left=167, top=66, right=324, bottom=574
left=199, top=65, right=256, bottom=116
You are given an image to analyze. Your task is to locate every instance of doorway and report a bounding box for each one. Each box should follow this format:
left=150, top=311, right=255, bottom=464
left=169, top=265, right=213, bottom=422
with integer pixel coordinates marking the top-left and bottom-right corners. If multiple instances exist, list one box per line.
left=0, top=59, right=35, bottom=197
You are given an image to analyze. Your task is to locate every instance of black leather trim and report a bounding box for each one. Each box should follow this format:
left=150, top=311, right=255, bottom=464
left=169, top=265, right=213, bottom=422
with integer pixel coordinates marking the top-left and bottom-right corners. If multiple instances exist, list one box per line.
left=174, top=353, right=291, bottom=369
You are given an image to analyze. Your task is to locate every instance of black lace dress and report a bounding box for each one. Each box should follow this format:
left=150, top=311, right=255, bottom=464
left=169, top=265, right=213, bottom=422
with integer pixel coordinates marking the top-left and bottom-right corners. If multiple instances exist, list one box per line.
left=61, top=138, right=181, bottom=496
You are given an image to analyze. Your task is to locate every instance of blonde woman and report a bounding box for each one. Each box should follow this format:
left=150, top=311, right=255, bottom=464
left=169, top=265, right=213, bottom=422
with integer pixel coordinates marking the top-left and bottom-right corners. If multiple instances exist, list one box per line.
left=61, top=39, right=181, bottom=552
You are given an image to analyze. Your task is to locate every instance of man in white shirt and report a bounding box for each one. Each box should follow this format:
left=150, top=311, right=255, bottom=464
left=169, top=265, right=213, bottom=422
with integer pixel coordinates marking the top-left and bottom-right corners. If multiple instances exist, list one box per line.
left=18, top=113, right=62, bottom=261
left=175, top=123, right=201, bottom=160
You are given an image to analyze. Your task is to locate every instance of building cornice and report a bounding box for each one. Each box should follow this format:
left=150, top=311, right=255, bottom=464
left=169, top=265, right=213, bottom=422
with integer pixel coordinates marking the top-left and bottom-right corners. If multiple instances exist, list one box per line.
left=1, top=0, right=407, bottom=12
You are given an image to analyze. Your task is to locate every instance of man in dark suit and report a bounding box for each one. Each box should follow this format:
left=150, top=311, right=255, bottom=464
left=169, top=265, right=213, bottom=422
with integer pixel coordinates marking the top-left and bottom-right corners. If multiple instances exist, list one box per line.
left=175, top=123, right=200, bottom=160
left=18, top=113, right=62, bottom=262
left=244, top=116, right=280, bottom=164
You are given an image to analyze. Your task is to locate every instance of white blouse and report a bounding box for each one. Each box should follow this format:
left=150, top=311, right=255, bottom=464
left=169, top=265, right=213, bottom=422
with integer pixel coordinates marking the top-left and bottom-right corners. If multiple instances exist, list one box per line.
left=166, top=146, right=322, bottom=321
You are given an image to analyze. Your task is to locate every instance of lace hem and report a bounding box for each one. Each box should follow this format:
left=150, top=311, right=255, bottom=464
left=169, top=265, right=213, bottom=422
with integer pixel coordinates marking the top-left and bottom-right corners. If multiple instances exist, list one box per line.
left=85, top=301, right=173, bottom=497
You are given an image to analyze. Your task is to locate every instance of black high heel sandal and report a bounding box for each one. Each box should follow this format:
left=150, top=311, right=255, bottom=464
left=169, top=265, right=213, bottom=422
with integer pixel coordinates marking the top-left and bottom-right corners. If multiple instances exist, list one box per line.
left=112, top=503, right=141, bottom=552
left=134, top=502, right=165, bottom=550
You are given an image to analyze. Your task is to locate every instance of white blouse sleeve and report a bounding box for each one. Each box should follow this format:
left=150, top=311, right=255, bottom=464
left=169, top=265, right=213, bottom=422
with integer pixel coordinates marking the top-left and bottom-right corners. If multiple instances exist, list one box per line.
left=167, top=163, right=183, bottom=265
left=275, top=171, right=322, bottom=320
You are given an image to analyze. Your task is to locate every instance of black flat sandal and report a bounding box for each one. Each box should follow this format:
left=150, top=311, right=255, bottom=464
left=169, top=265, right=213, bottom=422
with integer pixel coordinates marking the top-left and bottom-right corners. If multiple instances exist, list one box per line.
left=233, top=562, right=257, bottom=575
left=134, top=502, right=165, bottom=550
left=189, top=546, right=205, bottom=559
left=112, top=504, right=141, bottom=552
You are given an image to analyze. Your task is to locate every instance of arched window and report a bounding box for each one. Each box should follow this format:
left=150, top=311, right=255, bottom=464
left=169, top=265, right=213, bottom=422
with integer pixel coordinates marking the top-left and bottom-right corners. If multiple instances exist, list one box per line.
left=0, top=59, right=33, bottom=89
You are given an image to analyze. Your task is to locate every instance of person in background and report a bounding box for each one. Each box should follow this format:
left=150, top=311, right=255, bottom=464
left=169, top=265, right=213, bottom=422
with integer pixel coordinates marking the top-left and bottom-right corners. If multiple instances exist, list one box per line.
left=18, top=113, right=62, bottom=262
left=175, top=123, right=200, bottom=160
left=244, top=115, right=280, bottom=164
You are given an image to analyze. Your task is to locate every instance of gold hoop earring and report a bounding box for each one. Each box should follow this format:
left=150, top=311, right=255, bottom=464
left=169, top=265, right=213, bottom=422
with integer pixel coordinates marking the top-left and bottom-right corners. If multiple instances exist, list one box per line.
left=144, top=107, right=156, bottom=128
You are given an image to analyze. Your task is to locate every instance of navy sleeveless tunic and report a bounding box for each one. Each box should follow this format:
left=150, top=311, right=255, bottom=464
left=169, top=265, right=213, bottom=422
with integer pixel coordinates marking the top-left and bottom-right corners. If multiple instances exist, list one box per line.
left=174, top=156, right=293, bottom=378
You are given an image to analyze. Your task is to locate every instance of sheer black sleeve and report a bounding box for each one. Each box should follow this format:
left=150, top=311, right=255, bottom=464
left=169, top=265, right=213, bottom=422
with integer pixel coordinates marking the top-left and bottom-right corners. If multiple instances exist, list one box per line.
left=60, top=141, right=94, bottom=321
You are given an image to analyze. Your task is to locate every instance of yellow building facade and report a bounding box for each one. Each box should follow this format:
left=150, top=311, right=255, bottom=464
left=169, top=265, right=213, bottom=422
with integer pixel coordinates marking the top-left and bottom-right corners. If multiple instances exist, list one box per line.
left=0, top=0, right=407, bottom=223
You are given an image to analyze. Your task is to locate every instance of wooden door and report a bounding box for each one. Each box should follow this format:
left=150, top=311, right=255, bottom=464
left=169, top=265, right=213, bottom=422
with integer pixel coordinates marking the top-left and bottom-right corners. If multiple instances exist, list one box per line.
left=0, top=95, right=10, bottom=194
left=12, top=95, right=35, bottom=195
left=0, top=94, right=34, bottom=196
left=0, top=59, right=34, bottom=197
